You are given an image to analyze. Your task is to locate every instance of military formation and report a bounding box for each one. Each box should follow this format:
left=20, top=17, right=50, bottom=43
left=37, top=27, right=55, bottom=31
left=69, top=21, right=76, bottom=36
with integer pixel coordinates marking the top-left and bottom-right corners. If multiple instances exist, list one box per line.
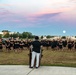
left=0, top=38, right=76, bottom=53
left=41, top=39, right=76, bottom=50
left=0, top=38, right=32, bottom=52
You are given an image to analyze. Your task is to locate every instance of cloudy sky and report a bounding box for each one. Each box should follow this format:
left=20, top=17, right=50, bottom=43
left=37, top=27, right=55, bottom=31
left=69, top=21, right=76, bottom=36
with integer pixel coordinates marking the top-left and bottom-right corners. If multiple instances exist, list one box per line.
left=0, top=0, right=76, bottom=36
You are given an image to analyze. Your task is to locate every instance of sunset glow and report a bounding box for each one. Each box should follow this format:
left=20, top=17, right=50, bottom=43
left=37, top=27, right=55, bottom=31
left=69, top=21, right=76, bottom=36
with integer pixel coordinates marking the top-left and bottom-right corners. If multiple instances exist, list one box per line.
left=0, top=0, right=76, bottom=36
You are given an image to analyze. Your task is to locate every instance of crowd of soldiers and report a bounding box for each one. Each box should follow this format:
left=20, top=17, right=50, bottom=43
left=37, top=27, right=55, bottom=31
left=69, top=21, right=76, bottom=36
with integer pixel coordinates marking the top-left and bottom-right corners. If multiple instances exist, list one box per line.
left=0, top=38, right=76, bottom=53
left=0, top=38, right=32, bottom=53
left=41, top=39, right=76, bottom=50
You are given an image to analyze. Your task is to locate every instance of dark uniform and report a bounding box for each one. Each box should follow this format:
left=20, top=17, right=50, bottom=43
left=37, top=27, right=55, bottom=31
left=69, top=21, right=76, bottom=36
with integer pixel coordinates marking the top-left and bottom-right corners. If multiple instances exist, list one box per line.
left=5, top=40, right=11, bottom=52
left=13, top=41, right=20, bottom=52
left=10, top=41, right=14, bottom=50
left=19, top=41, right=24, bottom=51
left=74, top=41, right=76, bottom=49
left=68, top=41, right=72, bottom=50
left=62, top=40, right=67, bottom=47
left=51, top=40, right=57, bottom=49
left=58, top=40, right=63, bottom=50
left=32, top=40, right=41, bottom=53
left=0, top=41, right=3, bottom=52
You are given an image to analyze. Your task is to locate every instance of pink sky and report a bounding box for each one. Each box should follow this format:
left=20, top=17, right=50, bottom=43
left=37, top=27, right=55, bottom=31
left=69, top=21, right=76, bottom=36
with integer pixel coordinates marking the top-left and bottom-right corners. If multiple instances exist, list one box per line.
left=0, top=0, right=76, bottom=36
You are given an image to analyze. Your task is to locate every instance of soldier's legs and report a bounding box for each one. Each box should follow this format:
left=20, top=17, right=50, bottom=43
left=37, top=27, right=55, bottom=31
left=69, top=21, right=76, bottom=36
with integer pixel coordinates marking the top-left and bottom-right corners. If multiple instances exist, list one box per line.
left=36, top=53, right=40, bottom=67
left=31, top=51, right=36, bottom=67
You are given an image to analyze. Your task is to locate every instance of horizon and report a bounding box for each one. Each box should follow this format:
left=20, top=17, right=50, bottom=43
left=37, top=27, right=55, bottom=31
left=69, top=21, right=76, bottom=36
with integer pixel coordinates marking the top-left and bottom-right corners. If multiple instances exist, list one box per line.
left=0, top=30, right=76, bottom=37
left=0, top=0, right=76, bottom=36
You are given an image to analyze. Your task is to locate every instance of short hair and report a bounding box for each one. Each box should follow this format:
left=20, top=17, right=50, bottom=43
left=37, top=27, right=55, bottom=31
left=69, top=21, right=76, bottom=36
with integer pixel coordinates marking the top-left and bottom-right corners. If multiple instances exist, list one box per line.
left=35, top=36, right=39, bottom=40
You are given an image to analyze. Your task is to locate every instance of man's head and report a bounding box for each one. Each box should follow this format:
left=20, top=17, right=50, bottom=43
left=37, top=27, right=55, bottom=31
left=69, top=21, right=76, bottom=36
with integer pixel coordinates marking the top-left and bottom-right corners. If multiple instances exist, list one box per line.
left=35, top=36, right=39, bottom=40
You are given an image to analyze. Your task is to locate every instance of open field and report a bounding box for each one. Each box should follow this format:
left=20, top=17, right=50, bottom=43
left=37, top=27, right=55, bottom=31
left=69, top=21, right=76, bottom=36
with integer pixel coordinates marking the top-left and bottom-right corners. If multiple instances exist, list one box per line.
left=0, top=48, right=76, bottom=67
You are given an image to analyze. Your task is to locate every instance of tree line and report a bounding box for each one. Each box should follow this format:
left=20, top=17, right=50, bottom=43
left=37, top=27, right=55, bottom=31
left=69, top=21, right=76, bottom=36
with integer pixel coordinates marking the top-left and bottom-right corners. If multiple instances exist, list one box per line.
left=0, top=32, right=35, bottom=39
left=0, top=31, right=55, bottom=39
left=0, top=31, right=76, bottom=39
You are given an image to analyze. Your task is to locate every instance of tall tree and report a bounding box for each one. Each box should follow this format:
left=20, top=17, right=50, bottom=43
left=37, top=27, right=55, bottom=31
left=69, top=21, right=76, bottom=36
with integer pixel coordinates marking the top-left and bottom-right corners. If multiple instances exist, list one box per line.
left=0, top=34, right=2, bottom=38
left=3, top=32, right=10, bottom=38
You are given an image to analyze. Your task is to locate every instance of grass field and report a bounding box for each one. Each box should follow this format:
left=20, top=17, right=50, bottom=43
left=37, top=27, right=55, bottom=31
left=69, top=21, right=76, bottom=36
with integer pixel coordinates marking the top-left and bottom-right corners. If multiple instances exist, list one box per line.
left=0, top=48, right=76, bottom=67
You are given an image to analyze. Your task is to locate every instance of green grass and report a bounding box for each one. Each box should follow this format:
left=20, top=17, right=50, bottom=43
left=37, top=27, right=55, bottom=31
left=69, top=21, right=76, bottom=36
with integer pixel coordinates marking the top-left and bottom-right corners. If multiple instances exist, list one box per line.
left=0, top=48, right=76, bottom=67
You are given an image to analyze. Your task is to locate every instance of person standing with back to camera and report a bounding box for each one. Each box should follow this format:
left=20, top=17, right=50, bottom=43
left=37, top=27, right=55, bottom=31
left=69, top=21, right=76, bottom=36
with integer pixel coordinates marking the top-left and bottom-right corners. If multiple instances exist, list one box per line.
left=30, top=36, right=42, bottom=69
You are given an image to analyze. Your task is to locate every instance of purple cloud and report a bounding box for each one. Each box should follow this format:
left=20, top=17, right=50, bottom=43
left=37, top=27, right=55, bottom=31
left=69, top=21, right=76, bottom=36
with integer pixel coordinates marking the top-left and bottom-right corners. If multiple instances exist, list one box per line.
left=0, top=8, right=22, bottom=22
left=37, top=12, right=61, bottom=18
left=30, top=12, right=61, bottom=21
left=0, top=8, right=10, bottom=15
